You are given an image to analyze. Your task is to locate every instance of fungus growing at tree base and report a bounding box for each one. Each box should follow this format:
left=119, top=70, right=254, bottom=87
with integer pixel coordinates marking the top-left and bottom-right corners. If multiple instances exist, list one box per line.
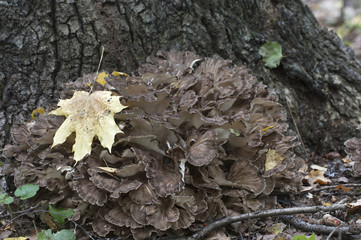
left=3, top=50, right=304, bottom=239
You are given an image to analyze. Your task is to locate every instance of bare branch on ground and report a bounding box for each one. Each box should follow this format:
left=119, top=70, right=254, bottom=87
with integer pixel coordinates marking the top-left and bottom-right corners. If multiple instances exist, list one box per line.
left=172, top=204, right=350, bottom=240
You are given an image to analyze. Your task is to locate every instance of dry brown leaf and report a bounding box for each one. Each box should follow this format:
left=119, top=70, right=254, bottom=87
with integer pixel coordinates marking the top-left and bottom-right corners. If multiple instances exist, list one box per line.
left=307, top=169, right=331, bottom=186
left=50, top=91, right=127, bottom=163
left=335, top=184, right=351, bottom=192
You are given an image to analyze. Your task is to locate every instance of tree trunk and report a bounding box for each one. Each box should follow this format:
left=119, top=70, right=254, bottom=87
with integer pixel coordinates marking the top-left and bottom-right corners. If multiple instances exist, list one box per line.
left=1, top=0, right=361, bottom=158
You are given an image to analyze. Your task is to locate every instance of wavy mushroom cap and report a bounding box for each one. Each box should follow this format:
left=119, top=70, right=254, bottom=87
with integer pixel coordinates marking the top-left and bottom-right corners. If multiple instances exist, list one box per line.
left=3, top=50, right=304, bottom=239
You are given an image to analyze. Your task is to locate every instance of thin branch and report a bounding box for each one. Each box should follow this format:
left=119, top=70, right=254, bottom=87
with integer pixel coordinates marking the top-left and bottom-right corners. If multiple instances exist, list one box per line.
left=326, top=226, right=340, bottom=240
left=281, top=215, right=361, bottom=240
left=173, top=204, right=349, bottom=240
left=301, top=183, right=361, bottom=193
left=0, top=203, right=40, bottom=218
left=280, top=215, right=349, bottom=234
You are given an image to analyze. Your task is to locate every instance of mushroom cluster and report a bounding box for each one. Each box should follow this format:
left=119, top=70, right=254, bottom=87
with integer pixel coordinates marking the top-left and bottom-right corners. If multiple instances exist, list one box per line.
left=3, top=50, right=304, bottom=239
left=344, top=128, right=361, bottom=175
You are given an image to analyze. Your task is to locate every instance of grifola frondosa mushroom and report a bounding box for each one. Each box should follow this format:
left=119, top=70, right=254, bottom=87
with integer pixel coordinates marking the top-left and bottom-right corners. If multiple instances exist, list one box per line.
left=345, top=133, right=361, bottom=175
left=3, top=50, right=304, bottom=239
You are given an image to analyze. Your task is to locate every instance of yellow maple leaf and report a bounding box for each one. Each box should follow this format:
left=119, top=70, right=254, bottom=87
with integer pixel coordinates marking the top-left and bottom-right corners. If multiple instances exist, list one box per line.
left=50, top=91, right=127, bottom=164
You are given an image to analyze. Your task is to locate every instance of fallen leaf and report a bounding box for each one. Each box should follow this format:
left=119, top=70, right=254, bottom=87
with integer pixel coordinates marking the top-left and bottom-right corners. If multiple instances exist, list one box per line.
left=291, top=233, right=316, bottom=240
left=50, top=91, right=127, bottom=163
left=310, top=164, right=327, bottom=171
left=229, top=128, right=240, bottom=136
left=347, top=198, right=361, bottom=207
left=265, top=149, right=284, bottom=171
left=267, top=222, right=286, bottom=234
left=31, top=107, right=45, bottom=119
left=96, top=72, right=109, bottom=86
left=342, top=157, right=351, bottom=163
left=112, top=71, right=128, bottom=77
left=337, top=177, right=349, bottom=183
left=346, top=199, right=361, bottom=218
left=97, top=166, right=116, bottom=173
left=335, top=184, right=351, bottom=192
left=307, top=169, right=331, bottom=186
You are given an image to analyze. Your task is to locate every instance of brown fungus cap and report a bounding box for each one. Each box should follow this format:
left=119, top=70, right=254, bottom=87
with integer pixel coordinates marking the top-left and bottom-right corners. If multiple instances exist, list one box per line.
left=345, top=137, right=361, bottom=174
left=3, top=50, right=304, bottom=239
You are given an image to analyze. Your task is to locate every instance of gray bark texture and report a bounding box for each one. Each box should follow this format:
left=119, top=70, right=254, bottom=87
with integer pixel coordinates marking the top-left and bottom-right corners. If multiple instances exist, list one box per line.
left=1, top=0, right=361, bottom=159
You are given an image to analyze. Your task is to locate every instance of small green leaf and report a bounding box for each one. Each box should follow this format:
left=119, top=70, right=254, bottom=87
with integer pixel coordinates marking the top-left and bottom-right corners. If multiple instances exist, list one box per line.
left=308, top=233, right=316, bottom=240
left=14, top=184, right=39, bottom=200
left=0, top=193, right=14, bottom=205
left=36, top=229, right=53, bottom=240
left=53, top=229, right=76, bottom=240
left=49, top=205, right=74, bottom=225
left=259, top=41, right=283, bottom=68
left=291, top=233, right=316, bottom=240
left=291, top=236, right=308, bottom=240
left=229, top=128, right=240, bottom=136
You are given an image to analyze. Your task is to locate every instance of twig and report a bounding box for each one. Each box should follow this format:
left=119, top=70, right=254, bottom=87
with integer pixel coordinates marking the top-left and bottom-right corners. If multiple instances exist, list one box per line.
left=302, top=183, right=361, bottom=193
left=281, top=215, right=349, bottom=234
left=280, top=215, right=361, bottom=239
left=326, top=226, right=340, bottom=240
left=173, top=204, right=348, bottom=240
left=0, top=202, right=40, bottom=218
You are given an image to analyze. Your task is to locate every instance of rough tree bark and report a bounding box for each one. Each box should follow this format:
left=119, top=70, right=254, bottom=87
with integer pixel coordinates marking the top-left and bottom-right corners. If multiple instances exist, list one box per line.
left=1, top=0, right=361, bottom=159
